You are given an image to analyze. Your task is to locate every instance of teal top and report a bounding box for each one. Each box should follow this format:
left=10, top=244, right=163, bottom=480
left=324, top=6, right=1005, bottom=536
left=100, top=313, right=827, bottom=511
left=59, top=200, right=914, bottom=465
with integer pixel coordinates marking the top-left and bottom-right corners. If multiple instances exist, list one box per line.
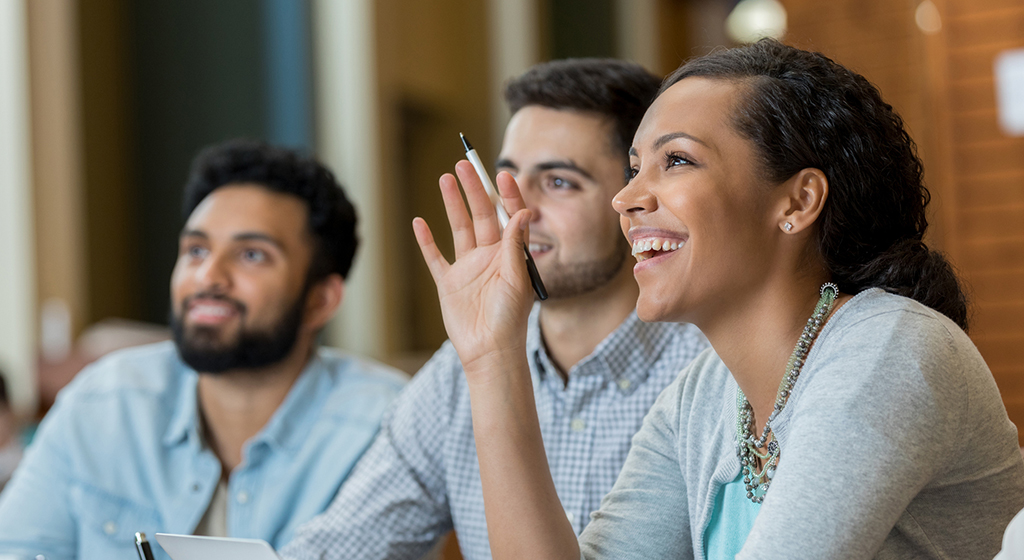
left=704, top=473, right=762, bottom=559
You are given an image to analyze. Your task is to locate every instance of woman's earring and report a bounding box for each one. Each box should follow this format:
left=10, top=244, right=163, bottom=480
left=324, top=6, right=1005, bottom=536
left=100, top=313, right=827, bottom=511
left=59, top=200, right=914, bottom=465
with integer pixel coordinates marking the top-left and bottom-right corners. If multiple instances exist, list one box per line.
left=784, top=222, right=793, bottom=232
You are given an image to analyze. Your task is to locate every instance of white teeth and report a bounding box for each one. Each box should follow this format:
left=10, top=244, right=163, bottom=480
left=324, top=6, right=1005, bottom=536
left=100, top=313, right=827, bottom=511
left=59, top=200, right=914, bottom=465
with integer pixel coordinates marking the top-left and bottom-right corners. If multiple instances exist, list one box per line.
left=528, top=243, right=552, bottom=253
left=631, top=237, right=686, bottom=260
left=194, top=305, right=230, bottom=317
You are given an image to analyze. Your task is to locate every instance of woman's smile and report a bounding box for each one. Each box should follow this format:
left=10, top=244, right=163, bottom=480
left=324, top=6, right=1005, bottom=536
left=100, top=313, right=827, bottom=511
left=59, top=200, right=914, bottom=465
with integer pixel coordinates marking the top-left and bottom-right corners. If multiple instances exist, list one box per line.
left=630, top=235, right=687, bottom=262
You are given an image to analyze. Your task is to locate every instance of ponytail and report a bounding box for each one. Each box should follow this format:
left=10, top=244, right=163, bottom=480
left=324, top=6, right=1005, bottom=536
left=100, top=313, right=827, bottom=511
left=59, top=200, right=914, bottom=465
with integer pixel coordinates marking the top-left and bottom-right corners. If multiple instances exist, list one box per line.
left=836, top=239, right=969, bottom=331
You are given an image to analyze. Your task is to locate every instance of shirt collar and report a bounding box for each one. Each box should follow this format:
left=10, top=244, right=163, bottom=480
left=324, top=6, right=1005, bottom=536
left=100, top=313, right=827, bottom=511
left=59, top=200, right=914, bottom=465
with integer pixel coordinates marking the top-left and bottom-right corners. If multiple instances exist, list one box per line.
left=527, top=303, right=675, bottom=394
left=248, top=354, right=328, bottom=452
left=162, top=351, right=329, bottom=453
left=164, top=360, right=200, bottom=448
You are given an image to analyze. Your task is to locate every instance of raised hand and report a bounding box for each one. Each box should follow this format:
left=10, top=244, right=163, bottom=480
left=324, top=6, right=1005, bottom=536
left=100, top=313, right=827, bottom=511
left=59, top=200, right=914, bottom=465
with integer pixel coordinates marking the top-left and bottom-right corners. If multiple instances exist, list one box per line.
left=412, top=160, right=535, bottom=381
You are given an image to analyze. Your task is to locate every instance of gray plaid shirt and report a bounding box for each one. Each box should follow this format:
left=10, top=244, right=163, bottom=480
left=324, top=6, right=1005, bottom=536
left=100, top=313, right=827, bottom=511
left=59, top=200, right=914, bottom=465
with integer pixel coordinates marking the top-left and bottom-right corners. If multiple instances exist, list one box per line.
left=281, top=304, right=708, bottom=560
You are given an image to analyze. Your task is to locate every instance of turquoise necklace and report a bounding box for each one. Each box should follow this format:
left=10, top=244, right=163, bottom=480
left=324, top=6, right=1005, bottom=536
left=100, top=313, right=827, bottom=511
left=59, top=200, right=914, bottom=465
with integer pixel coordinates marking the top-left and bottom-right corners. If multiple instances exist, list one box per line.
left=736, top=282, right=838, bottom=503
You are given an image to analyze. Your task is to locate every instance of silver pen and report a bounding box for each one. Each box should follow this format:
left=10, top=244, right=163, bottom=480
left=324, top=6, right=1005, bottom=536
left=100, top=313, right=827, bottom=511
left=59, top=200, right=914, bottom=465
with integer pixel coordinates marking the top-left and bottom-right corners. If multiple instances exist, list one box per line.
left=460, top=133, right=548, bottom=300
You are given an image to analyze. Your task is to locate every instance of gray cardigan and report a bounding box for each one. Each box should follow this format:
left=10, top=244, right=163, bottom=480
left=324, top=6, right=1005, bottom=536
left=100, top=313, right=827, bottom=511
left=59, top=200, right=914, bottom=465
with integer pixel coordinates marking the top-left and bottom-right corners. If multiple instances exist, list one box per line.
left=579, top=289, right=1024, bottom=559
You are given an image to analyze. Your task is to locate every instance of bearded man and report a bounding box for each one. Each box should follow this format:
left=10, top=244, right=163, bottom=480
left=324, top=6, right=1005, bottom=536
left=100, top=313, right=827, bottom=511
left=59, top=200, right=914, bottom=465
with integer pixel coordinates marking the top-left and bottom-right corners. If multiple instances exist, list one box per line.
left=281, top=59, right=709, bottom=560
left=0, top=141, right=406, bottom=560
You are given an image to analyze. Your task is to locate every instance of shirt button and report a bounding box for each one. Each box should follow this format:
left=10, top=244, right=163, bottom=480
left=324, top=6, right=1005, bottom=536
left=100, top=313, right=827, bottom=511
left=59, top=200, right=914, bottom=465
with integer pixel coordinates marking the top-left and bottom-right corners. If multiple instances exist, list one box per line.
left=565, top=510, right=575, bottom=523
left=103, top=520, right=118, bottom=535
left=570, top=418, right=586, bottom=432
left=617, top=378, right=631, bottom=391
left=236, top=491, right=249, bottom=504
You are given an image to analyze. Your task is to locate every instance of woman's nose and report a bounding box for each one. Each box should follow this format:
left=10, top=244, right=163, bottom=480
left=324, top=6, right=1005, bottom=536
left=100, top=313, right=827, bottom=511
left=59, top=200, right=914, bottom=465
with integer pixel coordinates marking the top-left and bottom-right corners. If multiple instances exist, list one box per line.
left=613, top=169, right=656, bottom=217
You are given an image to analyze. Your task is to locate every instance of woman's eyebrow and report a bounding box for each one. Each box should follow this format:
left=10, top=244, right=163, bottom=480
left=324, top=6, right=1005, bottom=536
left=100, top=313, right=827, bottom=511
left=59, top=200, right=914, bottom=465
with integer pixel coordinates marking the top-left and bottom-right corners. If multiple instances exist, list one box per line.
left=653, top=131, right=709, bottom=150
left=630, top=131, right=712, bottom=158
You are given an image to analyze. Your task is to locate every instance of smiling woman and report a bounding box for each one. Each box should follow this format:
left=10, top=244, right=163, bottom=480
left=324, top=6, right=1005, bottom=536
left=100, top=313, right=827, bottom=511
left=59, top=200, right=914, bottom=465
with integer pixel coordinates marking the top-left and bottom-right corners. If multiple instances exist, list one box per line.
left=413, top=39, right=1024, bottom=560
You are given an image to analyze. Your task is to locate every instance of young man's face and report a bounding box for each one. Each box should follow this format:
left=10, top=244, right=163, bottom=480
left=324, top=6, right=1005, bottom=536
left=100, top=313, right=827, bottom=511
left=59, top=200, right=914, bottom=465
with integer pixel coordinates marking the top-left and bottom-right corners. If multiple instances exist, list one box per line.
left=496, top=106, right=632, bottom=299
left=169, top=184, right=316, bottom=372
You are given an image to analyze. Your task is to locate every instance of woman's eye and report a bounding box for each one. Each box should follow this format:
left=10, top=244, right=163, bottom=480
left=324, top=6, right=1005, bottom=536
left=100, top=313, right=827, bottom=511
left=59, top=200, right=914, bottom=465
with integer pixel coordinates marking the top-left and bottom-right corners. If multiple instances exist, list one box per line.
left=242, top=249, right=267, bottom=263
left=627, top=166, right=639, bottom=180
left=666, top=153, right=693, bottom=168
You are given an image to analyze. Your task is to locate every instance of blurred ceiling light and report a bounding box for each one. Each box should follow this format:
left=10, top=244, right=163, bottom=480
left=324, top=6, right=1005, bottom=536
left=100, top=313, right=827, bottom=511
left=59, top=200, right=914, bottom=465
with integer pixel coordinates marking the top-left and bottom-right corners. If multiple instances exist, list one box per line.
left=726, top=0, right=787, bottom=44
left=915, top=0, right=942, bottom=35
left=995, top=48, right=1024, bottom=136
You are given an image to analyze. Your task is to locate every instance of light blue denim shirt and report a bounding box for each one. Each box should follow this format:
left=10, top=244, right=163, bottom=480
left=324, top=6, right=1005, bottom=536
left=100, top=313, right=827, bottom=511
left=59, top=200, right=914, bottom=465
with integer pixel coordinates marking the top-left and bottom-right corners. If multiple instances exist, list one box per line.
left=0, top=341, right=406, bottom=560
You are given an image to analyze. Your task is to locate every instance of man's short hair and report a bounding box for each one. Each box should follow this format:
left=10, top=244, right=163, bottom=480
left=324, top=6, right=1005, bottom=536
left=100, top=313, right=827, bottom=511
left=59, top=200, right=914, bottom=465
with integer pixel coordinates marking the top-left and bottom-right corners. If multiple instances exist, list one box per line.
left=503, top=59, right=662, bottom=159
left=182, top=140, right=359, bottom=281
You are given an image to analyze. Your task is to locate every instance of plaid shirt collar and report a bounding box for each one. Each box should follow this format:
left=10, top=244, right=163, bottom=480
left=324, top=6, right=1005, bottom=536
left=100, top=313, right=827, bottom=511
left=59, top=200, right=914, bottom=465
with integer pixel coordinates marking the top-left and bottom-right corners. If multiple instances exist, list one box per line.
left=526, top=302, right=674, bottom=395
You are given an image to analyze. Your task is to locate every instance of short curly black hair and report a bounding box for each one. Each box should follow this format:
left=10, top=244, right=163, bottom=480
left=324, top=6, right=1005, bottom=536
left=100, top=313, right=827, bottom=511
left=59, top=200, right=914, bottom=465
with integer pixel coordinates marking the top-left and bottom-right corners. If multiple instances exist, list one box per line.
left=182, top=140, right=359, bottom=281
left=504, top=58, right=662, bottom=161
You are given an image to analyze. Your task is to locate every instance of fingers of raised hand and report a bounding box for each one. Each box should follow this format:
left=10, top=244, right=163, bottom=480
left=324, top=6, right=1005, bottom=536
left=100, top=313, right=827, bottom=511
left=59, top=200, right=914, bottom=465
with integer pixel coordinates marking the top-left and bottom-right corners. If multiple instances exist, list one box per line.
left=496, top=171, right=529, bottom=245
left=498, top=208, right=527, bottom=271
left=496, top=171, right=527, bottom=216
left=454, top=160, right=502, bottom=247
left=507, top=205, right=530, bottom=245
left=439, top=173, right=476, bottom=258
left=412, top=217, right=450, bottom=282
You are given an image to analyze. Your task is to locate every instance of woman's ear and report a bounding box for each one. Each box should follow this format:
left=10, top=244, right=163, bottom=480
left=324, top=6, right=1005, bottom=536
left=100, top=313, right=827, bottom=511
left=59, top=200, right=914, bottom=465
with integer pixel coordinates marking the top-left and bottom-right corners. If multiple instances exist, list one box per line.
left=304, top=274, right=345, bottom=332
left=777, top=168, right=828, bottom=234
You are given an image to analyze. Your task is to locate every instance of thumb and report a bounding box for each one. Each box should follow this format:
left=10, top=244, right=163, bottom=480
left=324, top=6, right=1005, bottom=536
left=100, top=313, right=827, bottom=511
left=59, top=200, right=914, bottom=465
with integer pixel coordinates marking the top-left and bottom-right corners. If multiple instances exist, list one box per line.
left=501, top=208, right=532, bottom=276
left=505, top=208, right=531, bottom=251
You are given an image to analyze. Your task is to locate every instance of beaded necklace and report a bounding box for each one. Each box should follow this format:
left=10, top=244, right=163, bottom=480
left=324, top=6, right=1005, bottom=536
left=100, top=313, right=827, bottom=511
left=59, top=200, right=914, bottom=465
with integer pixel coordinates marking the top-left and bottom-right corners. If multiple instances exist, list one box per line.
left=736, top=282, right=838, bottom=503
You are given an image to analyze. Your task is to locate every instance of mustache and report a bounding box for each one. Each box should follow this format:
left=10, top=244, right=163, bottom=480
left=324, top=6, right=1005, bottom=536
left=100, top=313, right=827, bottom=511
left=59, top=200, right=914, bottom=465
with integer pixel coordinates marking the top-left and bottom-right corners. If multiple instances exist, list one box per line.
left=181, top=292, right=247, bottom=315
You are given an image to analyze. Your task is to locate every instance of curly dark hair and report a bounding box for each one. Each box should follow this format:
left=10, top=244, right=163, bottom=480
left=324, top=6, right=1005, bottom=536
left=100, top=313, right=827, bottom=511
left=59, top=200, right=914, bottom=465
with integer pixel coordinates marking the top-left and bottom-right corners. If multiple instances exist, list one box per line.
left=504, top=58, right=662, bottom=162
left=661, top=39, right=968, bottom=330
left=182, top=140, right=359, bottom=281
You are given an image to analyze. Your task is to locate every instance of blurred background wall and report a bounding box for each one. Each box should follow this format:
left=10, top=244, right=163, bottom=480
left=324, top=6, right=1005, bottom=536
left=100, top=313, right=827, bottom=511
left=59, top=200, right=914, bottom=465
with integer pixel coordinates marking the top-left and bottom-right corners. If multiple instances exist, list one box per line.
left=0, top=0, right=34, bottom=421
left=0, top=0, right=1020, bottom=538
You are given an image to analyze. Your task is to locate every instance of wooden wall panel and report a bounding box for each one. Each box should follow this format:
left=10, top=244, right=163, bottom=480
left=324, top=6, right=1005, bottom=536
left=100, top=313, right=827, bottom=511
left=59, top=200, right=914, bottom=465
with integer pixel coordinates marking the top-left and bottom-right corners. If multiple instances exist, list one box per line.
left=27, top=0, right=90, bottom=339
left=941, top=0, right=1024, bottom=441
left=375, top=0, right=493, bottom=361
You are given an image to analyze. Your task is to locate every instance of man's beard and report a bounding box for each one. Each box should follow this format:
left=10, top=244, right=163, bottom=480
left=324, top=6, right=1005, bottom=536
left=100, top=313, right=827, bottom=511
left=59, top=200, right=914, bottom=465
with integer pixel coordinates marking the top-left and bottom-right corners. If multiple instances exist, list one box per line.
left=539, top=237, right=630, bottom=299
left=170, top=289, right=307, bottom=374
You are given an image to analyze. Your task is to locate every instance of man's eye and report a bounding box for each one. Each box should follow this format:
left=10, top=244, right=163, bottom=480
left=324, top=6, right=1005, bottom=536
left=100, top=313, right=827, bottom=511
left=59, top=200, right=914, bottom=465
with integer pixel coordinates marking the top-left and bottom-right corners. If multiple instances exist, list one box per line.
left=547, top=176, right=577, bottom=190
left=187, top=246, right=208, bottom=259
left=242, top=249, right=266, bottom=263
left=627, top=167, right=639, bottom=181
